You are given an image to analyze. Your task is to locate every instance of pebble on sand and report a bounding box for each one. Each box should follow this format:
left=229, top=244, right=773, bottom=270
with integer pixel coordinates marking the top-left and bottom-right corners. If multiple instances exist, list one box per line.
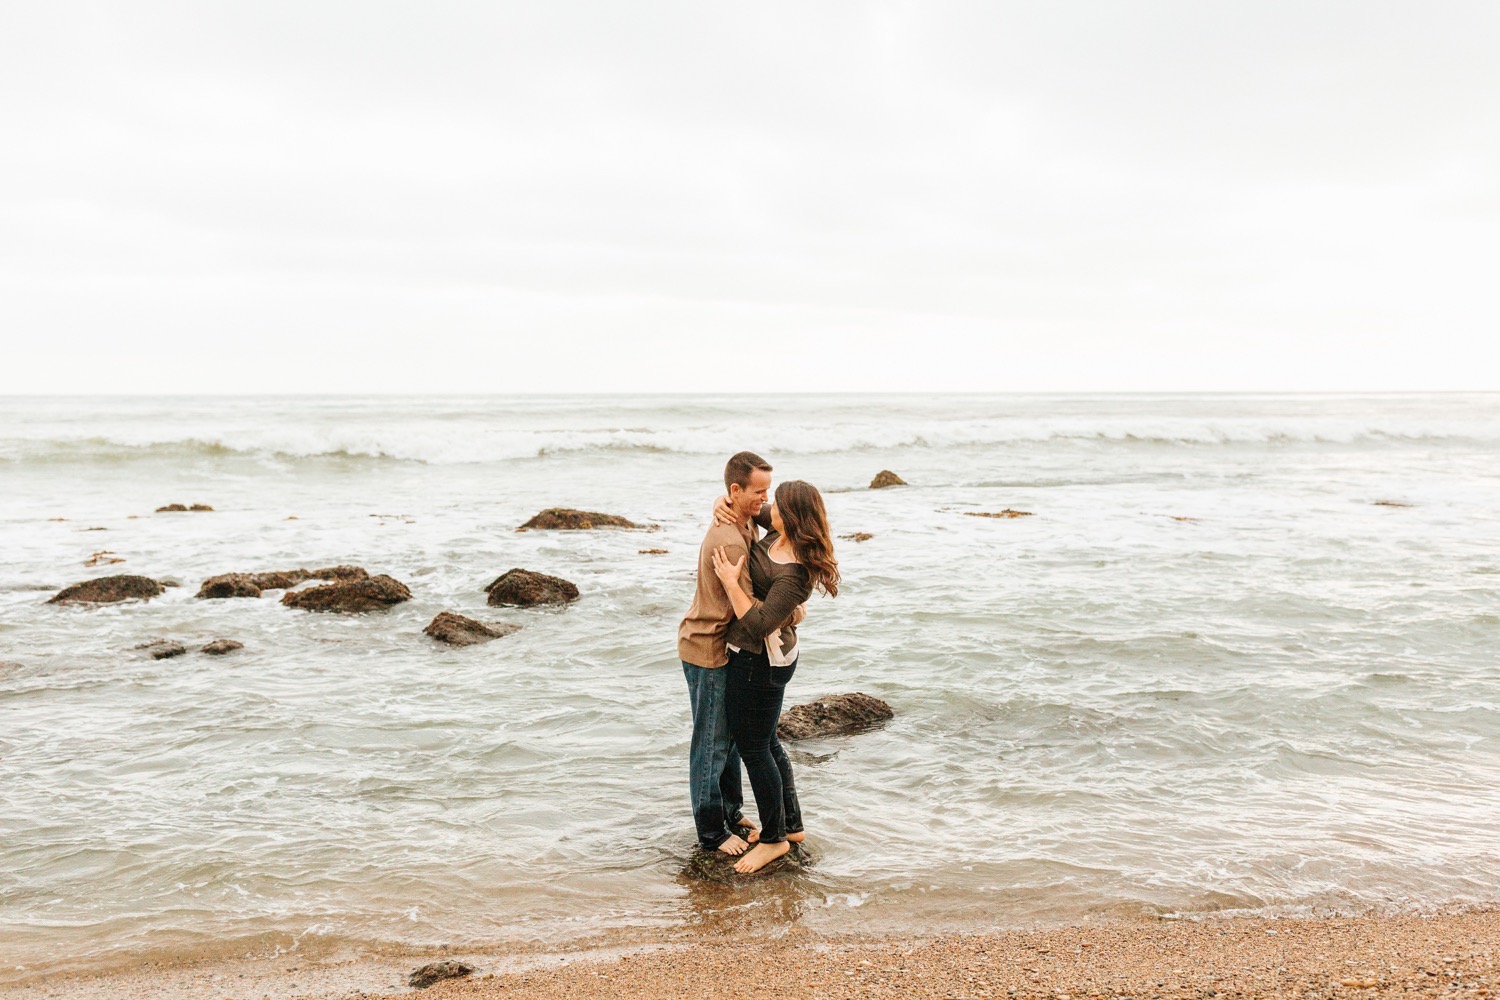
left=408, top=960, right=474, bottom=989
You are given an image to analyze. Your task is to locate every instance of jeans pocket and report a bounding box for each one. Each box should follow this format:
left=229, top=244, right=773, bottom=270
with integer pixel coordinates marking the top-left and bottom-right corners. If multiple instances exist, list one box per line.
left=770, top=660, right=798, bottom=687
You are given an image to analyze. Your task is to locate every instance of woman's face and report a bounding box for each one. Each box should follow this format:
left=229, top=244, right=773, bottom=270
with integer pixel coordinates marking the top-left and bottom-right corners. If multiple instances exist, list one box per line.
left=769, top=502, right=784, bottom=535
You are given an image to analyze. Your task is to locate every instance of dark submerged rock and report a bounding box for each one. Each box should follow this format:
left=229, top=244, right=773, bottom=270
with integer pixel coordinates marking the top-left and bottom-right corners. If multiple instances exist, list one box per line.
left=424, top=611, right=520, bottom=646
left=201, top=639, right=244, bottom=655
left=869, top=470, right=907, bottom=489
left=485, top=568, right=580, bottom=607
left=280, top=574, right=412, bottom=613
left=682, top=840, right=812, bottom=883
left=840, top=532, right=874, bottom=542
left=134, top=639, right=187, bottom=660
left=408, top=960, right=474, bottom=989
left=49, top=575, right=165, bottom=604
left=778, top=692, right=894, bottom=741
left=155, top=503, right=214, bottom=512
left=517, top=507, right=640, bottom=530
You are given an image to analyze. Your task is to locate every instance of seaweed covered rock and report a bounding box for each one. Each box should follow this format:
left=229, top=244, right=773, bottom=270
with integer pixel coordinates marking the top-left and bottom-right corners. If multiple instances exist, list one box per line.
left=48, top=575, right=165, bottom=605
left=485, top=568, right=579, bottom=607
left=196, top=566, right=368, bottom=599
left=424, top=611, right=520, bottom=646
left=869, top=470, right=907, bottom=489
left=408, top=960, right=474, bottom=989
left=280, top=574, right=411, bottom=613
left=518, top=508, right=640, bottom=530
left=201, top=639, right=245, bottom=655
left=134, top=639, right=187, bottom=660
left=778, top=692, right=893, bottom=741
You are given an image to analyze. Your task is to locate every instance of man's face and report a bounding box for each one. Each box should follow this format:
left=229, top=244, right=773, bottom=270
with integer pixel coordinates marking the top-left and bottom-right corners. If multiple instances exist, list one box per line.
left=730, top=468, right=772, bottom=519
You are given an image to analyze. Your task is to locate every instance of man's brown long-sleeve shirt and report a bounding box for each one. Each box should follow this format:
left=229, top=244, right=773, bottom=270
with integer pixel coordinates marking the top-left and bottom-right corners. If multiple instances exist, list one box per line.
left=677, top=518, right=757, bottom=669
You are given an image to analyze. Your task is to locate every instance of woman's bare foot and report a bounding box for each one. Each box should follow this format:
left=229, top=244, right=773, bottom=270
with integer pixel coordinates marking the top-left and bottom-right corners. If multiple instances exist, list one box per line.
left=717, top=834, right=749, bottom=856
left=786, top=831, right=805, bottom=843
left=735, top=820, right=761, bottom=845
left=733, top=840, right=790, bottom=874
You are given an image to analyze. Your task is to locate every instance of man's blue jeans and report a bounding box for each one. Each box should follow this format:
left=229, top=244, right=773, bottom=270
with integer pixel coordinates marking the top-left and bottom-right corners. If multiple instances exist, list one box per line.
left=682, top=661, right=745, bottom=850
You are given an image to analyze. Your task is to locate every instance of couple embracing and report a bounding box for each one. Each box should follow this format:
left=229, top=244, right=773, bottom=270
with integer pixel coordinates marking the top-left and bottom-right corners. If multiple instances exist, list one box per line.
left=677, top=451, right=840, bottom=874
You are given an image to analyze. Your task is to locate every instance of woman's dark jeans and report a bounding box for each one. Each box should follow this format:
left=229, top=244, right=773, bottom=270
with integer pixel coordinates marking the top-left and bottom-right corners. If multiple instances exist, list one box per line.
left=725, top=648, right=803, bottom=844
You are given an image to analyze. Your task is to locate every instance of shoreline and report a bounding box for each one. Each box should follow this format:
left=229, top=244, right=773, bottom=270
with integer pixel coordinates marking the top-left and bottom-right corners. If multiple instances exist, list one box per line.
left=6, top=906, right=1495, bottom=999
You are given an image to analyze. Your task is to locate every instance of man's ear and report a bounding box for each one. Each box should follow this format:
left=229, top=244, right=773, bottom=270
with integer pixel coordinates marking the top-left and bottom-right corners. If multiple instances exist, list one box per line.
left=727, top=483, right=742, bottom=498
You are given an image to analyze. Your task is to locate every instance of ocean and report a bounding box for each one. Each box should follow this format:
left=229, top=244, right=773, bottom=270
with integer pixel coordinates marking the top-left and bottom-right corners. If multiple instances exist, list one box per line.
left=1, top=393, right=1497, bottom=980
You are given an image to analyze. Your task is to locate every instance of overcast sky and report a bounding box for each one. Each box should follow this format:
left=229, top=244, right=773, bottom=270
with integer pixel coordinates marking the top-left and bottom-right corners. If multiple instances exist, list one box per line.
left=2, top=1, right=1496, bottom=393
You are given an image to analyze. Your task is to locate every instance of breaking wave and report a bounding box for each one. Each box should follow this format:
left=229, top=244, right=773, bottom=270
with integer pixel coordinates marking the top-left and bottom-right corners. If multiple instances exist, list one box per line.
left=3, top=414, right=1499, bottom=465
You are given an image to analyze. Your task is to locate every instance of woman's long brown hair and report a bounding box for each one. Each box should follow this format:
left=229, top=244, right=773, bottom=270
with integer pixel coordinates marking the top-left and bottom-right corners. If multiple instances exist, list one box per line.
left=775, top=480, right=840, bottom=598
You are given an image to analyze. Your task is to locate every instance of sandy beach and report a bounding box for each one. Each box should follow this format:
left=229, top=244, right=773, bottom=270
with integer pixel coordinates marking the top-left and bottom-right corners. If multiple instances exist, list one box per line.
left=7, top=908, right=1495, bottom=999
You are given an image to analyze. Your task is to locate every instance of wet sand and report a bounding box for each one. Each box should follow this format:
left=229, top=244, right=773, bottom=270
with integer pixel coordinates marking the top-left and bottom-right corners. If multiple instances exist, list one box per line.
left=7, top=909, right=1495, bottom=999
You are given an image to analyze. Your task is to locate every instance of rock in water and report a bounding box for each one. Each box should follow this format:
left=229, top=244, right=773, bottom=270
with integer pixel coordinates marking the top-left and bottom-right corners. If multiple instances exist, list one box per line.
left=517, top=507, right=639, bottom=530
left=424, top=611, right=520, bottom=646
left=682, top=841, right=812, bottom=883
left=308, top=564, right=368, bottom=580
left=869, top=470, right=907, bottom=489
left=201, top=639, right=244, bottom=655
left=840, top=532, right=874, bottom=542
left=134, top=639, right=187, bottom=660
left=485, top=568, right=580, bottom=607
left=778, top=692, right=894, bottom=740
left=280, top=574, right=412, bottom=612
left=408, top=960, right=474, bottom=989
left=964, top=509, right=1032, bottom=519
left=155, top=503, right=215, bottom=512
left=203, top=575, right=268, bottom=598
left=196, top=566, right=368, bottom=599
left=48, top=575, right=165, bottom=604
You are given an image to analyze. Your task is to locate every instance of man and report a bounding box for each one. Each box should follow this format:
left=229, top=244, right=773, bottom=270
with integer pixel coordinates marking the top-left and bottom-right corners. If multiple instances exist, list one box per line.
left=677, top=451, right=772, bottom=855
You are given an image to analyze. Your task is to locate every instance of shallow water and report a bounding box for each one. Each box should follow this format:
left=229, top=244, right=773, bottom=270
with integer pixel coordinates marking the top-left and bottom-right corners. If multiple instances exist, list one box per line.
left=2, top=393, right=1498, bottom=978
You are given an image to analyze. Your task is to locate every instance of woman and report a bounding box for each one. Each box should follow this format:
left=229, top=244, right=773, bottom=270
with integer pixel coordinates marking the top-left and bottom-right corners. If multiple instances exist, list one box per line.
left=710, top=480, right=840, bottom=874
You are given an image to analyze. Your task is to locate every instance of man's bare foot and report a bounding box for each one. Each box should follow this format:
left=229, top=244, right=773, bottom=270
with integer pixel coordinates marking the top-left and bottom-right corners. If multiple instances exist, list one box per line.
left=733, top=840, right=790, bottom=874
left=717, top=834, right=749, bottom=856
left=786, top=831, right=805, bottom=843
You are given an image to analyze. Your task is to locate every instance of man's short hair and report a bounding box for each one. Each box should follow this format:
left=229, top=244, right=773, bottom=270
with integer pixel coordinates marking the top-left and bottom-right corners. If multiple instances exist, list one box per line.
left=724, top=451, right=772, bottom=491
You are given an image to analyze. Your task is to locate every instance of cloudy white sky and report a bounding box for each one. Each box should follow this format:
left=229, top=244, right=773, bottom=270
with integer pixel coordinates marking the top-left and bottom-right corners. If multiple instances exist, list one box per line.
left=1, top=1, right=1495, bottom=393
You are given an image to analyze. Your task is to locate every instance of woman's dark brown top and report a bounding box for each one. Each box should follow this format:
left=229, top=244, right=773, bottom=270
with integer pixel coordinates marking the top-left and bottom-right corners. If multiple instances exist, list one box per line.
left=724, top=529, right=813, bottom=659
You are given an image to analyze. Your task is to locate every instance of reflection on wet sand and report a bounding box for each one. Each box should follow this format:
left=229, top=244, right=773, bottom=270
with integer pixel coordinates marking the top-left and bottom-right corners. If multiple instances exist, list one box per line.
left=670, top=842, right=834, bottom=935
